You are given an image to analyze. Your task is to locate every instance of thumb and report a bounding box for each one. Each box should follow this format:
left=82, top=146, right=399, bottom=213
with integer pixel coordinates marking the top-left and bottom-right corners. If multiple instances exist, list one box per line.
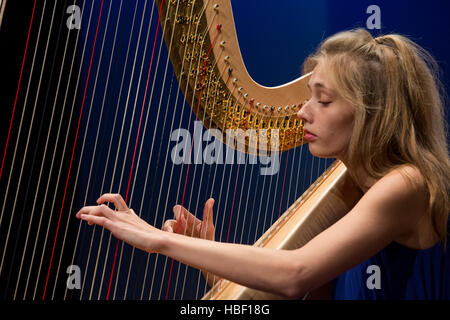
left=173, top=205, right=182, bottom=220
left=203, top=198, right=215, bottom=229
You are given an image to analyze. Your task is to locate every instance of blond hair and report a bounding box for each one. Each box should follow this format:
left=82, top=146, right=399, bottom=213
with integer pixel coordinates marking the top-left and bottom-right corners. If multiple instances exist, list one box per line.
left=303, top=29, right=450, bottom=248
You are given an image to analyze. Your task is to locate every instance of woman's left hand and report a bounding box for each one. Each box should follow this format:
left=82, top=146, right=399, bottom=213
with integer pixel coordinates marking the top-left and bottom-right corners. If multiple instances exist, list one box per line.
left=75, top=193, right=162, bottom=253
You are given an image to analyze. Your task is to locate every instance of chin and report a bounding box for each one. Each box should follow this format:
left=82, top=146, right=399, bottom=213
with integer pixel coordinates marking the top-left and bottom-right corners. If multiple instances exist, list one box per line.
left=308, top=143, right=337, bottom=159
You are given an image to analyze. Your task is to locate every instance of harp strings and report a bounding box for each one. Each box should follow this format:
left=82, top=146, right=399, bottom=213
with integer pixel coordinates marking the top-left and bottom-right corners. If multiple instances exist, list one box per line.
left=2, top=0, right=95, bottom=300
left=166, top=0, right=226, bottom=300
left=47, top=0, right=105, bottom=301
left=93, top=0, right=152, bottom=300
left=112, top=0, right=165, bottom=300
left=39, top=0, right=94, bottom=300
left=60, top=0, right=110, bottom=301
left=100, top=0, right=216, bottom=298
left=2, top=0, right=215, bottom=300
left=95, top=2, right=144, bottom=300
left=70, top=0, right=122, bottom=300
left=72, top=0, right=170, bottom=300
left=105, top=0, right=157, bottom=300
left=44, top=0, right=113, bottom=301
left=28, top=0, right=84, bottom=301
left=2, top=0, right=62, bottom=300
left=156, top=0, right=223, bottom=300
left=0, top=0, right=43, bottom=296
left=120, top=0, right=180, bottom=300
left=193, top=55, right=231, bottom=299
left=179, top=41, right=231, bottom=300
left=138, top=0, right=203, bottom=300
left=149, top=0, right=202, bottom=300
left=45, top=0, right=106, bottom=300
left=144, top=0, right=198, bottom=299
left=192, top=55, right=223, bottom=300
left=79, top=0, right=159, bottom=300
left=0, top=0, right=52, bottom=283
left=0, top=0, right=37, bottom=182
left=80, top=0, right=127, bottom=300
left=1, top=0, right=330, bottom=301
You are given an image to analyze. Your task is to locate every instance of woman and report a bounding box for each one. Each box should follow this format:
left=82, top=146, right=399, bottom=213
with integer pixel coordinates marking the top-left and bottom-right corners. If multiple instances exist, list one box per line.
left=76, top=29, right=450, bottom=299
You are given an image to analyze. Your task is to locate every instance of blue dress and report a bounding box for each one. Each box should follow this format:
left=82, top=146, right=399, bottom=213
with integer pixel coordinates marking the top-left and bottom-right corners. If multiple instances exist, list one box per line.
left=333, top=224, right=450, bottom=299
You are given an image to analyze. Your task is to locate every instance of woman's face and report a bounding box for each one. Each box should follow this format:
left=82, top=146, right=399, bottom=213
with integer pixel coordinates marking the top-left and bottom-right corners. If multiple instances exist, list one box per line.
left=297, top=62, right=356, bottom=161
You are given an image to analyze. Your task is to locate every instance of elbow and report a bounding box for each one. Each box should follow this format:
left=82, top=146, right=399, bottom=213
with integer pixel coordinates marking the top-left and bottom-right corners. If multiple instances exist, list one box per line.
left=277, top=262, right=310, bottom=300
left=281, top=282, right=308, bottom=300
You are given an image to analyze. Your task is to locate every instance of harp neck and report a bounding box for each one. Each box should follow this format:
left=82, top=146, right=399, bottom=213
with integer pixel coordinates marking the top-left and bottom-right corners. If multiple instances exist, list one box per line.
left=158, top=0, right=311, bottom=152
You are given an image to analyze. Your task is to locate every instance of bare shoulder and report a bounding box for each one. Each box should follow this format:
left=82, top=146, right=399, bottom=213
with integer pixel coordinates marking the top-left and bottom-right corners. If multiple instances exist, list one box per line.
left=384, top=164, right=426, bottom=189
left=367, top=164, right=432, bottom=244
left=370, top=164, right=426, bottom=202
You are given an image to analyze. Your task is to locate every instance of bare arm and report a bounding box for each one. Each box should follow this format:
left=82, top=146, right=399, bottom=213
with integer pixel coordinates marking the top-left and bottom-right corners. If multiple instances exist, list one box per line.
left=76, top=167, right=427, bottom=299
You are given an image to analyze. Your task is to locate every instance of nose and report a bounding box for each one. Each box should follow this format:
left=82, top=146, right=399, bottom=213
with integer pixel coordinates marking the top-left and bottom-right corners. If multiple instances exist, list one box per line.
left=297, top=100, right=312, bottom=123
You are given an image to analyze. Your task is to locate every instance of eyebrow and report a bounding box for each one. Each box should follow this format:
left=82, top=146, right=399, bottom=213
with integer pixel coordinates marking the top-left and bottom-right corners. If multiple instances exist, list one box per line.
left=307, top=81, right=336, bottom=95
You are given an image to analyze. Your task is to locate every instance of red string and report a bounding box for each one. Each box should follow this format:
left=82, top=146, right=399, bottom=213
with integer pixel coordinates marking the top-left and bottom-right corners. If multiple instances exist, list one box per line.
left=42, top=0, right=105, bottom=300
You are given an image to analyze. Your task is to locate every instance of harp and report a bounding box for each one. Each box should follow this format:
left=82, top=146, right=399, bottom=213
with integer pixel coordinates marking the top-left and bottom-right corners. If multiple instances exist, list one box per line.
left=0, top=0, right=361, bottom=300
left=155, top=0, right=362, bottom=299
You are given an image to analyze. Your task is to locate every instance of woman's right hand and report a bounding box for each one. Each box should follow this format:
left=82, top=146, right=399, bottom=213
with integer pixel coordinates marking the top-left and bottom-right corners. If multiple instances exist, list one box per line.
left=163, top=198, right=215, bottom=241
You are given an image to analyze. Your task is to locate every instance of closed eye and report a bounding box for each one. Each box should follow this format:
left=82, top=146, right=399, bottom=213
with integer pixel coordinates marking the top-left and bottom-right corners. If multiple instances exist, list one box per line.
left=318, top=101, right=332, bottom=106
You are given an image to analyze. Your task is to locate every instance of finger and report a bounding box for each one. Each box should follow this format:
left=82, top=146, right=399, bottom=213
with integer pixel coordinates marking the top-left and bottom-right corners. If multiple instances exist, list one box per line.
left=173, top=205, right=200, bottom=235
left=203, top=198, right=215, bottom=228
left=200, top=198, right=215, bottom=239
left=97, top=193, right=128, bottom=211
left=76, top=205, right=114, bottom=220
left=76, top=205, right=100, bottom=218
left=76, top=206, right=92, bottom=218
left=163, top=219, right=177, bottom=233
left=80, top=214, right=110, bottom=228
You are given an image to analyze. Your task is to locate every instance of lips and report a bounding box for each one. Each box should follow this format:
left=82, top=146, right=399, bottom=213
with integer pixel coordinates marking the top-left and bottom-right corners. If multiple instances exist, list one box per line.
left=303, top=129, right=317, bottom=141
